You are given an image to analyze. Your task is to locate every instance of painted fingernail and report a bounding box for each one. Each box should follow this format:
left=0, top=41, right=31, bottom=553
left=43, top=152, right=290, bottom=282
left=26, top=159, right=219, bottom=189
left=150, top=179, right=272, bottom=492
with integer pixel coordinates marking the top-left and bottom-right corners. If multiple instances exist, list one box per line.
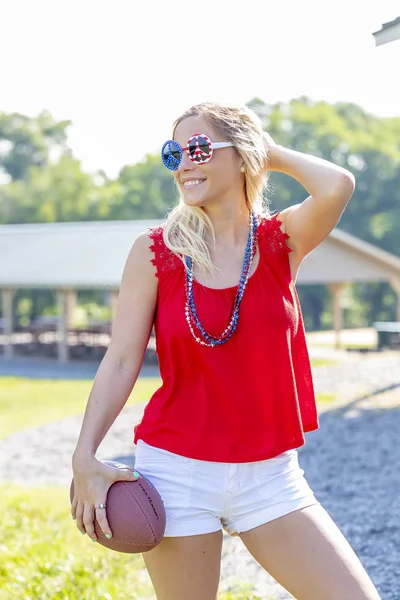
left=91, top=538, right=97, bottom=542
left=80, top=531, right=85, bottom=535
left=105, top=533, right=111, bottom=539
left=133, top=471, right=140, bottom=478
left=72, top=516, right=76, bottom=520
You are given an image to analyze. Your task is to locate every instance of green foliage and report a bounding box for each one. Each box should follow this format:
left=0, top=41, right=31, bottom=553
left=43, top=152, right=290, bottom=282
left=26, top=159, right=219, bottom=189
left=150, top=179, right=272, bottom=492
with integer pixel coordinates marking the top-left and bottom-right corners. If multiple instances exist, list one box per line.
left=220, top=585, right=264, bottom=599
left=74, top=302, right=111, bottom=326
left=0, top=153, right=101, bottom=224
left=297, top=285, right=331, bottom=331
left=0, top=110, right=71, bottom=182
left=316, top=392, right=336, bottom=403
left=116, top=154, right=177, bottom=219
left=0, top=145, right=177, bottom=225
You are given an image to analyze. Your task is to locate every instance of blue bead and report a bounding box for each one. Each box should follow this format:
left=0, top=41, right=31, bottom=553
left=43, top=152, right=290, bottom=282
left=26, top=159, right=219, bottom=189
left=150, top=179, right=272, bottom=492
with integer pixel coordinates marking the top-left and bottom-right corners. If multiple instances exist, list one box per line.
left=184, top=212, right=258, bottom=346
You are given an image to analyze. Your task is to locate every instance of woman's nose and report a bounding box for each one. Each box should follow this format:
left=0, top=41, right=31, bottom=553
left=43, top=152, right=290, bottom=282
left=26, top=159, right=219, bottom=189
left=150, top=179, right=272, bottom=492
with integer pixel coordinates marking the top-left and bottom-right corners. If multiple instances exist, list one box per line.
left=177, top=151, right=194, bottom=173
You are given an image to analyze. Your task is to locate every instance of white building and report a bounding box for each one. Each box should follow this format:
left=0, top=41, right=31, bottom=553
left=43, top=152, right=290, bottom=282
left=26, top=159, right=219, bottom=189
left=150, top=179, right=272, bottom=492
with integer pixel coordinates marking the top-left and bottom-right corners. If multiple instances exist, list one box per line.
left=373, top=16, right=400, bottom=46
left=1, top=220, right=400, bottom=361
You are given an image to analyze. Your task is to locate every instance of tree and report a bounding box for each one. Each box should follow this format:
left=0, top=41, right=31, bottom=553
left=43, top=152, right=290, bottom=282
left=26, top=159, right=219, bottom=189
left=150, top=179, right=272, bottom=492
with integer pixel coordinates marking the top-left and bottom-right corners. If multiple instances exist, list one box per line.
left=248, top=97, right=400, bottom=257
left=248, top=97, right=400, bottom=326
left=115, top=154, right=177, bottom=219
left=0, top=110, right=71, bottom=182
left=0, top=153, right=99, bottom=223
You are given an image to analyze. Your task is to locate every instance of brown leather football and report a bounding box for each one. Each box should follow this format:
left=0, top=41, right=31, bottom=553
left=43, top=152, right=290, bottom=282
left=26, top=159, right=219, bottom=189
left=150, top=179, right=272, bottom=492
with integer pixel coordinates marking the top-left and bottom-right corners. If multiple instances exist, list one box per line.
left=70, top=460, right=166, bottom=553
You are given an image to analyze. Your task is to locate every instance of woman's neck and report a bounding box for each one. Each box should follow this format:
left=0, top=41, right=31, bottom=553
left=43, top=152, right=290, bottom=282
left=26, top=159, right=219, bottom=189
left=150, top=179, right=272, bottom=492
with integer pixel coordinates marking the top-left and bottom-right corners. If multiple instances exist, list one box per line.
left=203, top=205, right=251, bottom=248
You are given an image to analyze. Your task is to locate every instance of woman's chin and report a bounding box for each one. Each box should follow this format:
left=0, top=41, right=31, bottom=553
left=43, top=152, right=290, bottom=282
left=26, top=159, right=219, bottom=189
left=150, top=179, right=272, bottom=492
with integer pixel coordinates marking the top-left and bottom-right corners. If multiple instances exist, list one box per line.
left=182, top=194, right=206, bottom=207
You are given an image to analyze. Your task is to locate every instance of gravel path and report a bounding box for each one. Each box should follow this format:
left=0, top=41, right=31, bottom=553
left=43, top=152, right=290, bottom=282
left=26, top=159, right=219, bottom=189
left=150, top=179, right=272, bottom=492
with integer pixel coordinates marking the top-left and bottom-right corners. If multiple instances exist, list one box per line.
left=1, top=350, right=400, bottom=599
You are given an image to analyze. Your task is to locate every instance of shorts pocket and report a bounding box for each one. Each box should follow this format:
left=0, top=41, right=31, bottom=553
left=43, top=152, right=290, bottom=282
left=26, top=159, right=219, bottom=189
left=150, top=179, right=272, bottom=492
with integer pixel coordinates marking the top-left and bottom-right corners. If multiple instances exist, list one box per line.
left=134, top=440, right=192, bottom=466
left=134, top=442, right=193, bottom=521
left=256, top=450, right=300, bottom=484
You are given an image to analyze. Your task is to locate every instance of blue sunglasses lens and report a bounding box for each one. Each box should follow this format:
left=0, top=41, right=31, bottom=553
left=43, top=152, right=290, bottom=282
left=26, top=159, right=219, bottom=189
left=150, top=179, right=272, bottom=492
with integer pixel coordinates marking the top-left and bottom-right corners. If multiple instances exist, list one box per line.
left=162, top=140, right=182, bottom=170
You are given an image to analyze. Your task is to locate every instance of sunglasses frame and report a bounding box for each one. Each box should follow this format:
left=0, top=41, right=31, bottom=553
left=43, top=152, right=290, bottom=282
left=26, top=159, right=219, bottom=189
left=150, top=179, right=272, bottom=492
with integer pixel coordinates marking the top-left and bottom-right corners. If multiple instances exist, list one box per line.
left=161, top=133, right=234, bottom=171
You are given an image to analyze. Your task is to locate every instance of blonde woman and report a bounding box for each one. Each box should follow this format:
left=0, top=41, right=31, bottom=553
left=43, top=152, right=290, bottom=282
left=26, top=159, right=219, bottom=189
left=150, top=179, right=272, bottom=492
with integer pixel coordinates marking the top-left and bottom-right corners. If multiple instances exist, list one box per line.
left=71, top=103, right=381, bottom=600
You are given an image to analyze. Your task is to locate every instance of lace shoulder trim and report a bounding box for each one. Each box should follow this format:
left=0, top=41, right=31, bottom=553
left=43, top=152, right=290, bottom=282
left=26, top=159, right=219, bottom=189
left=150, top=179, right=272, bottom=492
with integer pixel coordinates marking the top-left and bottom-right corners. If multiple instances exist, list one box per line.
left=148, top=224, right=183, bottom=276
left=147, top=213, right=290, bottom=277
left=258, top=213, right=293, bottom=254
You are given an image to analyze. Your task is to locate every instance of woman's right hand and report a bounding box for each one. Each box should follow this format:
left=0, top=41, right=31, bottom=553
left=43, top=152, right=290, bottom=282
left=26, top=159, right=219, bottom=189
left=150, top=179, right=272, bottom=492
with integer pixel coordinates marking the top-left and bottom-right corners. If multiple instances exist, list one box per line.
left=71, top=454, right=140, bottom=542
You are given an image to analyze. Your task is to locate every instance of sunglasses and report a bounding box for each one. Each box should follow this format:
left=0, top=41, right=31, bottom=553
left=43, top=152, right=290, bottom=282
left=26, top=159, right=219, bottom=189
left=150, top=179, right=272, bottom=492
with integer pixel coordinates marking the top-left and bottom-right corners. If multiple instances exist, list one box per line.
left=161, top=133, right=234, bottom=171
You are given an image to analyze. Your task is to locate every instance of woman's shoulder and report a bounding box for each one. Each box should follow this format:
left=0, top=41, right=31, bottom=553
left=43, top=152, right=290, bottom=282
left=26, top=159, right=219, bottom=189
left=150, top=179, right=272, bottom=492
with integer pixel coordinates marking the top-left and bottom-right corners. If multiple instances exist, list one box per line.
left=258, top=211, right=293, bottom=255
left=144, top=222, right=183, bottom=277
left=144, top=221, right=165, bottom=240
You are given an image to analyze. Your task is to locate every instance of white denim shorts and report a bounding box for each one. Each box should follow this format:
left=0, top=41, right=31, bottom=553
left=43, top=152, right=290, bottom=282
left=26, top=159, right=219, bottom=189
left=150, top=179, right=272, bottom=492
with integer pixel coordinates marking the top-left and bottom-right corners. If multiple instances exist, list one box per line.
left=134, top=439, right=320, bottom=538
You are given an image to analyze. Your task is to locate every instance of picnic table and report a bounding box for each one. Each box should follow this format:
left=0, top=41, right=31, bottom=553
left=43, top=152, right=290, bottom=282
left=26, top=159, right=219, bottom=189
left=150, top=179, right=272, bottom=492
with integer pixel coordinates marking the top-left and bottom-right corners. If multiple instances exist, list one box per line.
left=372, top=321, right=400, bottom=350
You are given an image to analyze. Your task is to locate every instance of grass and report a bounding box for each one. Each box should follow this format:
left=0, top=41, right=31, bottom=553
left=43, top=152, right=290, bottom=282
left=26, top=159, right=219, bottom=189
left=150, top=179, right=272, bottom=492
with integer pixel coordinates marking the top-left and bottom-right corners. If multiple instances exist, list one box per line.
left=341, top=343, right=377, bottom=350
left=1, top=484, right=152, bottom=600
left=1, top=483, right=154, bottom=600
left=0, top=377, right=161, bottom=440
left=310, top=358, right=337, bottom=368
left=0, top=483, right=266, bottom=600
left=315, top=392, right=336, bottom=403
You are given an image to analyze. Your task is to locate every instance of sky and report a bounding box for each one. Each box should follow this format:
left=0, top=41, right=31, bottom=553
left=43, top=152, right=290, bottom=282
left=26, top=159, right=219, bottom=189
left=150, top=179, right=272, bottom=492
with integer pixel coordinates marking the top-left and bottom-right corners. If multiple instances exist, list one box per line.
left=1, top=0, right=399, bottom=178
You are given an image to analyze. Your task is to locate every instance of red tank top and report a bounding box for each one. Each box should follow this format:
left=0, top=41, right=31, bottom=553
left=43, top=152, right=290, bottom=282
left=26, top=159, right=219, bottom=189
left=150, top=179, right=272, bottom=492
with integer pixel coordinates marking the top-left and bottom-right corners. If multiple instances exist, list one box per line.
left=133, top=212, right=319, bottom=462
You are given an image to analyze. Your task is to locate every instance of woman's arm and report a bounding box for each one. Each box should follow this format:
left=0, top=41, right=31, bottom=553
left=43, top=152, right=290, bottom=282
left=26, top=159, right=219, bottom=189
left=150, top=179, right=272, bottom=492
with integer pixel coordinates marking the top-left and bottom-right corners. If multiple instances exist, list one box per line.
left=72, top=231, right=157, bottom=460
left=267, top=140, right=355, bottom=260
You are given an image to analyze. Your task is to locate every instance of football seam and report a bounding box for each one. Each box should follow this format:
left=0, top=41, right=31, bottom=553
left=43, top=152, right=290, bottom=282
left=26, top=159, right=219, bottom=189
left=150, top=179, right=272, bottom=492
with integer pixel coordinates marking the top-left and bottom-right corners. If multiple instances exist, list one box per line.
left=120, top=480, right=158, bottom=543
left=71, top=479, right=160, bottom=546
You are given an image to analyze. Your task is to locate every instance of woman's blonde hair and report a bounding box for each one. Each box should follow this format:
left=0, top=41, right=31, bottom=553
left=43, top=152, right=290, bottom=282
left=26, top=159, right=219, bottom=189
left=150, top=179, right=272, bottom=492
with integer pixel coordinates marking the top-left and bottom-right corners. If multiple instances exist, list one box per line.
left=163, top=102, right=271, bottom=274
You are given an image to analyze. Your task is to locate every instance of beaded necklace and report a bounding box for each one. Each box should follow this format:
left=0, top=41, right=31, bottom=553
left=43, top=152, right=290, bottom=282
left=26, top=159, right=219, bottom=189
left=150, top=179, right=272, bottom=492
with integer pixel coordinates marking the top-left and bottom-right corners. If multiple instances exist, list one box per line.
left=184, top=212, right=258, bottom=347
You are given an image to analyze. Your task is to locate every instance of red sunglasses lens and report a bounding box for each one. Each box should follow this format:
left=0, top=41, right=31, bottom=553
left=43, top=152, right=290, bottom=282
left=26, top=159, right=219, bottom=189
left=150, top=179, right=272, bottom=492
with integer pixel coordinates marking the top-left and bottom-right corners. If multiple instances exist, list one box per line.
left=188, top=135, right=212, bottom=163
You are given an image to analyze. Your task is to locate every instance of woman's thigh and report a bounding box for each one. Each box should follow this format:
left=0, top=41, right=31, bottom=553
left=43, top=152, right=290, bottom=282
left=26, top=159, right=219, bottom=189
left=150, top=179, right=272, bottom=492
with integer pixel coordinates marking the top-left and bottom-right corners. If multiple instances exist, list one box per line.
left=142, top=530, right=223, bottom=600
left=239, top=504, right=381, bottom=600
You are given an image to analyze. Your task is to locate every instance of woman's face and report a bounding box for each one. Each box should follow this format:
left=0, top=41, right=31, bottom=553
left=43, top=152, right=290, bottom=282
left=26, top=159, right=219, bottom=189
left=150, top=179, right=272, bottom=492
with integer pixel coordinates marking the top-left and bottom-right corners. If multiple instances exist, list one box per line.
left=173, top=115, right=243, bottom=209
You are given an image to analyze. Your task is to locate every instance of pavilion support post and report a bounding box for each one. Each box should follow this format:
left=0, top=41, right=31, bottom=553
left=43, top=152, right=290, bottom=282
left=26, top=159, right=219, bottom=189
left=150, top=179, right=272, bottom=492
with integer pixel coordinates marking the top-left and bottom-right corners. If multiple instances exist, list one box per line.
left=56, top=289, right=74, bottom=364
left=67, top=289, right=77, bottom=326
left=327, top=283, right=348, bottom=350
left=390, top=276, right=400, bottom=321
left=2, top=288, right=15, bottom=360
